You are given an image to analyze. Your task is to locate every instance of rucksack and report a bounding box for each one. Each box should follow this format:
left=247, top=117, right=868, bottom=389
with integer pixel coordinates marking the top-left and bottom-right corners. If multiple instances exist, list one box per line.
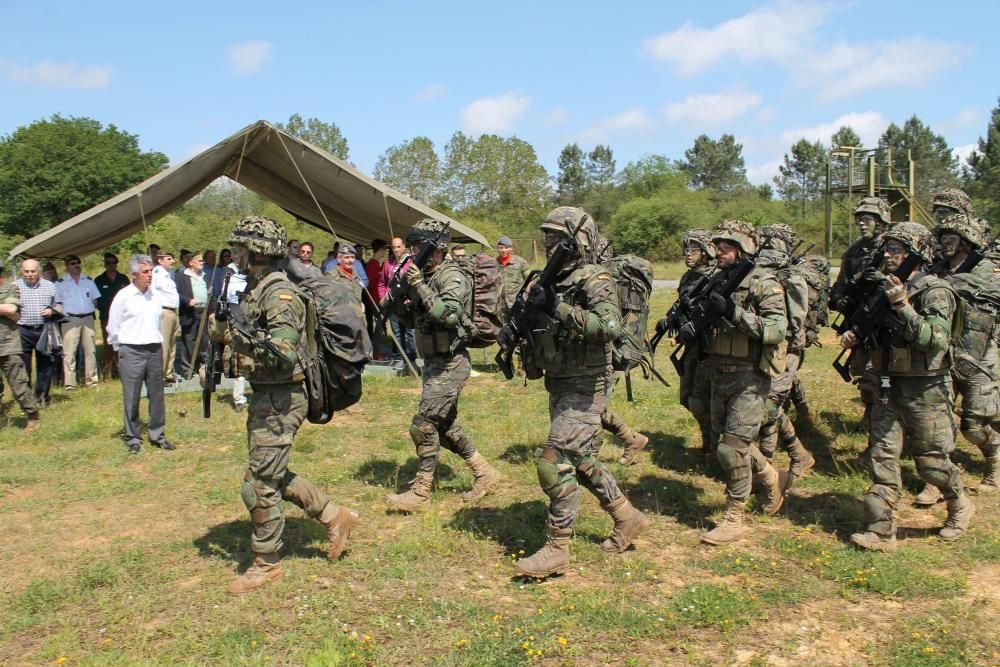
left=292, top=274, right=373, bottom=424
left=600, top=255, right=654, bottom=373
left=463, top=253, right=506, bottom=348
left=793, top=254, right=831, bottom=348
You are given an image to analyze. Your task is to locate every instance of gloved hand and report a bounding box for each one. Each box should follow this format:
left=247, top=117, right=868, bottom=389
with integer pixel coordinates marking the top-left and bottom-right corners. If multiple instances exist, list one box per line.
left=498, top=324, right=518, bottom=352
left=705, top=292, right=736, bottom=321
left=405, top=264, right=424, bottom=287
left=840, top=330, right=858, bottom=349
left=884, top=275, right=908, bottom=307
left=655, top=317, right=670, bottom=336
left=527, top=283, right=559, bottom=315
left=862, top=266, right=885, bottom=285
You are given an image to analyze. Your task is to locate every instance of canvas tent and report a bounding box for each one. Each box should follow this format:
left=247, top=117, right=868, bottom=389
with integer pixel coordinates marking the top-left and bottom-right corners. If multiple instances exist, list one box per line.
left=8, top=120, right=489, bottom=259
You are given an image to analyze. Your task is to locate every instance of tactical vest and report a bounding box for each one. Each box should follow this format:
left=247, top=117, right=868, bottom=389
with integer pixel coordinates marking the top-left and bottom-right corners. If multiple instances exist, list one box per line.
left=870, top=273, right=955, bottom=376
left=0, top=282, right=21, bottom=356
left=706, top=268, right=787, bottom=377
left=243, top=270, right=305, bottom=384
left=413, top=259, right=472, bottom=358
left=525, top=264, right=614, bottom=376
left=947, top=259, right=1000, bottom=380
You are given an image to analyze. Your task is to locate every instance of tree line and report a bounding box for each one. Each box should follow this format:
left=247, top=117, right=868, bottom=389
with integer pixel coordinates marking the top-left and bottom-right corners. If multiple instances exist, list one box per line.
left=3, top=101, right=1000, bottom=261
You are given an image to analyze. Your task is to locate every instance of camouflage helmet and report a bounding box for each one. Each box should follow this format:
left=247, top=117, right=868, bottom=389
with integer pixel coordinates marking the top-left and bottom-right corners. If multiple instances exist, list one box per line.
left=712, top=219, right=760, bottom=255
left=760, top=224, right=796, bottom=253
left=228, top=215, right=287, bottom=257
left=930, top=188, right=973, bottom=217
left=934, top=213, right=984, bottom=249
left=853, top=197, right=892, bottom=225
left=540, top=206, right=600, bottom=250
left=682, top=229, right=716, bottom=258
left=405, top=218, right=451, bottom=249
left=883, top=222, right=933, bottom=259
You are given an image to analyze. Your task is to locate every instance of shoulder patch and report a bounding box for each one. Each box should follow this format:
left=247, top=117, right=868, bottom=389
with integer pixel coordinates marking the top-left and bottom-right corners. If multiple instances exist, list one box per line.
left=772, top=287, right=784, bottom=294
left=279, top=294, right=293, bottom=301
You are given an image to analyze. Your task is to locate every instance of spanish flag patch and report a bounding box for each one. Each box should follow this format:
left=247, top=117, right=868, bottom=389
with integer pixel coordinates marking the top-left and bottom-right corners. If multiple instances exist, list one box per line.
left=279, top=294, right=293, bottom=301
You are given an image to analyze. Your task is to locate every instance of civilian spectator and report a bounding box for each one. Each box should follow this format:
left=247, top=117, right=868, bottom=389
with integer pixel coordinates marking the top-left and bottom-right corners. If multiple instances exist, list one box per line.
left=322, top=244, right=369, bottom=288
left=148, top=244, right=160, bottom=260
left=326, top=243, right=364, bottom=307
left=176, top=252, right=210, bottom=376
left=41, top=262, right=58, bottom=283
left=107, top=254, right=175, bottom=454
left=152, top=252, right=180, bottom=382
left=213, top=248, right=232, bottom=297
left=223, top=258, right=249, bottom=411
left=497, top=236, right=530, bottom=309
left=287, top=239, right=301, bottom=264
left=0, top=261, right=41, bottom=431
left=14, top=259, right=62, bottom=408
left=57, top=255, right=100, bottom=390
left=298, top=241, right=318, bottom=269
left=378, top=236, right=417, bottom=371
left=451, top=244, right=467, bottom=259
left=364, top=239, right=387, bottom=357
left=179, top=249, right=193, bottom=273
left=202, top=250, right=219, bottom=296
left=95, top=253, right=130, bottom=377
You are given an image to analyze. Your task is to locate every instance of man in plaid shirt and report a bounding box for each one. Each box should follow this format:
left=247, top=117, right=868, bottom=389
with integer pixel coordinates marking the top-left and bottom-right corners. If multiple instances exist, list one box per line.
left=14, top=259, right=62, bottom=407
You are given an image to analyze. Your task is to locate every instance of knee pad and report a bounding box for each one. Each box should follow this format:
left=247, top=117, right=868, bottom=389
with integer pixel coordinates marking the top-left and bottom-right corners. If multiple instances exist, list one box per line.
left=863, top=485, right=895, bottom=525
left=241, top=473, right=282, bottom=525
left=409, top=414, right=438, bottom=446
left=535, top=447, right=575, bottom=499
left=717, top=434, right=751, bottom=480
left=913, top=455, right=955, bottom=489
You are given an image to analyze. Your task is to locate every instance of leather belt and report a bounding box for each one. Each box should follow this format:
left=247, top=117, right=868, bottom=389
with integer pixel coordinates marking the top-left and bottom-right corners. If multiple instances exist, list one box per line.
left=67, top=312, right=94, bottom=318
left=716, top=362, right=755, bottom=373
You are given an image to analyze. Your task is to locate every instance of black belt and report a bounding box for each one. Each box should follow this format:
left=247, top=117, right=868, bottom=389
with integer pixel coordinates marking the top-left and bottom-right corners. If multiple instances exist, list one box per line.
left=67, top=312, right=94, bottom=318
left=162, top=307, right=177, bottom=311
left=19, top=323, right=44, bottom=330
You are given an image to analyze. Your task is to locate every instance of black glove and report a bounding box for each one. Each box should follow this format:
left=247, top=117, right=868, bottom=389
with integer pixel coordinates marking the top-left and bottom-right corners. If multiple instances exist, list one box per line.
left=498, top=324, right=518, bottom=352
left=861, top=266, right=885, bottom=285
left=655, top=317, right=670, bottom=336
left=676, top=322, right=696, bottom=346
left=527, top=283, right=559, bottom=315
left=706, top=292, right=736, bottom=322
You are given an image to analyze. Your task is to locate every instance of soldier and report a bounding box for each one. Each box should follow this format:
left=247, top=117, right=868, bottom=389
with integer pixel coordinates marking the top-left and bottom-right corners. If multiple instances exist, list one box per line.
left=757, top=225, right=815, bottom=489
left=385, top=219, right=501, bottom=511
left=787, top=254, right=832, bottom=421
left=699, top=220, right=788, bottom=546
left=218, top=216, right=359, bottom=594
left=325, top=243, right=364, bottom=309
left=930, top=188, right=974, bottom=222
left=0, top=262, right=41, bottom=431
left=497, top=235, right=530, bottom=311
left=515, top=206, right=648, bottom=579
left=917, top=214, right=1000, bottom=503
left=844, top=222, right=972, bottom=551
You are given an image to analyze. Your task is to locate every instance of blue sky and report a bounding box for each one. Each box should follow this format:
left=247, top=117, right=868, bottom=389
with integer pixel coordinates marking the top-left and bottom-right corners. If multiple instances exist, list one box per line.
left=2, top=0, right=997, bottom=187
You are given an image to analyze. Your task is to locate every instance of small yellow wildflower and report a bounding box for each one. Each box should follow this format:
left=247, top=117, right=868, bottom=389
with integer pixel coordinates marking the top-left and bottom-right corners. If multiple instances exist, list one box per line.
left=557, top=636, right=568, bottom=646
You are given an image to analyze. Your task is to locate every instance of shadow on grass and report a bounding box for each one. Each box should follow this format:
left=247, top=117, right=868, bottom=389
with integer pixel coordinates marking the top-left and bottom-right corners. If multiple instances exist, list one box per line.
left=449, top=500, right=549, bottom=556
left=628, top=474, right=712, bottom=529
left=193, top=518, right=330, bottom=570
left=646, top=431, right=700, bottom=473
left=951, top=447, right=986, bottom=475
left=785, top=490, right=865, bottom=541
left=499, top=443, right=534, bottom=464
left=351, top=456, right=455, bottom=490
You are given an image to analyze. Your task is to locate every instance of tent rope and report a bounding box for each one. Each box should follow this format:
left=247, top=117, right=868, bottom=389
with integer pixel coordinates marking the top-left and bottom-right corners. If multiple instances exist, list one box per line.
left=275, top=131, right=339, bottom=244
left=382, top=193, right=394, bottom=238
left=233, top=130, right=251, bottom=184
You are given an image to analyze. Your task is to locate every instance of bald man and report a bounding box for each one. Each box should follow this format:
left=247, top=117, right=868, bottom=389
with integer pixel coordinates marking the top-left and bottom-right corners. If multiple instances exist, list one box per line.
left=14, top=259, right=62, bottom=407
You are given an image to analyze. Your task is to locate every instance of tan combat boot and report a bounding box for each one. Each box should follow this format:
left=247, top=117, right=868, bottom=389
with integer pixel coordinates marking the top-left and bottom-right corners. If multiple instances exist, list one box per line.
left=782, top=438, right=815, bottom=490
left=516, top=525, right=572, bottom=578
left=754, top=463, right=785, bottom=515
left=849, top=531, right=898, bottom=552
left=24, top=413, right=40, bottom=433
left=618, top=429, right=650, bottom=466
left=701, top=498, right=747, bottom=545
left=318, top=503, right=359, bottom=559
left=978, top=452, right=999, bottom=494
left=939, top=495, right=974, bottom=542
left=462, top=452, right=501, bottom=502
left=386, top=471, right=433, bottom=512
left=600, top=495, right=650, bottom=553
left=914, top=483, right=944, bottom=507
left=227, top=552, right=283, bottom=594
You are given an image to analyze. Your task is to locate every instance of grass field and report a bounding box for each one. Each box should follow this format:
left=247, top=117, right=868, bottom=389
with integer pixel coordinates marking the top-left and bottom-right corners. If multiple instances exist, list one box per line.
left=2, top=287, right=999, bottom=666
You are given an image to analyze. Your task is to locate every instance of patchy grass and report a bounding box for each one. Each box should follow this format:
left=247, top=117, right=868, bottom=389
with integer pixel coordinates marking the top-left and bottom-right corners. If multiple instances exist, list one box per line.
left=1, top=292, right=999, bottom=664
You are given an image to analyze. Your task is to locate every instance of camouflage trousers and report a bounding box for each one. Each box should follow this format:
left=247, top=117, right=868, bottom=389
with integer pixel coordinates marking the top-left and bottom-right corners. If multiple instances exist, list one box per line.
left=537, top=372, right=623, bottom=530
left=411, top=350, right=477, bottom=477
left=242, top=383, right=331, bottom=554
left=710, top=365, right=771, bottom=501
left=600, top=370, right=637, bottom=440
left=863, top=374, right=964, bottom=536
left=953, top=370, right=1000, bottom=455
left=0, top=353, right=38, bottom=416
left=789, top=349, right=808, bottom=407
left=759, top=351, right=802, bottom=458
left=683, top=353, right=715, bottom=451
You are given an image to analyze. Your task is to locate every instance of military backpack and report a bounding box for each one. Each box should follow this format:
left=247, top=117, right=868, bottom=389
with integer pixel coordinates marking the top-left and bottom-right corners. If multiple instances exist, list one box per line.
left=794, top=254, right=831, bottom=348
left=601, top=254, right=654, bottom=372
left=463, top=253, right=506, bottom=348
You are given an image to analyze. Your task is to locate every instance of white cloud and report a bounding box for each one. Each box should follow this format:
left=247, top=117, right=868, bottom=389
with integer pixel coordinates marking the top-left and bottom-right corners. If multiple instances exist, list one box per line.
left=953, top=143, right=978, bottom=167
left=579, top=108, right=654, bottom=143
left=747, top=158, right=785, bottom=186
left=939, top=107, right=981, bottom=132
left=643, top=0, right=833, bottom=77
left=664, top=88, right=762, bottom=125
left=227, top=41, right=272, bottom=75
left=414, top=83, right=447, bottom=102
left=757, top=107, right=777, bottom=124
left=782, top=111, right=889, bottom=148
left=543, top=108, right=569, bottom=126
left=798, top=38, right=965, bottom=100
left=460, top=92, right=531, bottom=135
left=0, top=59, right=111, bottom=89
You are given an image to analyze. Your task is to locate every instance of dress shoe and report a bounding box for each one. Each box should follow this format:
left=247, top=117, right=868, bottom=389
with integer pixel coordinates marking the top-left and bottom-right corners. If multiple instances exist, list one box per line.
left=151, top=439, right=176, bottom=451
left=127, top=442, right=141, bottom=455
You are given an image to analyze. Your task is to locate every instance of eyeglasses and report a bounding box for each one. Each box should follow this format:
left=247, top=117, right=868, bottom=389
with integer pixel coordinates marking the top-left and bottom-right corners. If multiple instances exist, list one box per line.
left=300, top=250, right=313, bottom=256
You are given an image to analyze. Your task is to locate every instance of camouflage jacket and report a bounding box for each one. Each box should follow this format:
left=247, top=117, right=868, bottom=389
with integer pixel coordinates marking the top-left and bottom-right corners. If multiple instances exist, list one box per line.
left=500, top=254, right=530, bottom=309
left=326, top=266, right=364, bottom=319
left=399, top=256, right=473, bottom=359
left=871, top=271, right=956, bottom=377
left=231, top=268, right=305, bottom=385
left=706, top=266, right=788, bottom=375
left=678, top=262, right=715, bottom=297
left=0, top=281, right=21, bottom=356
left=524, top=263, right=622, bottom=378
left=831, top=236, right=880, bottom=310
left=758, top=249, right=809, bottom=352
left=932, top=256, right=1000, bottom=380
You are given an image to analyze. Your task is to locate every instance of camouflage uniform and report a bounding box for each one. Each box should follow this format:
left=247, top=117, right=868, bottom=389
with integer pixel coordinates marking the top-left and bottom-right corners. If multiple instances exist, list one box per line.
left=850, top=222, right=972, bottom=551
left=222, top=216, right=358, bottom=595
left=0, top=279, right=40, bottom=427
left=386, top=220, right=499, bottom=510
left=500, top=253, right=531, bottom=310
left=516, top=207, right=648, bottom=578
left=788, top=254, right=832, bottom=416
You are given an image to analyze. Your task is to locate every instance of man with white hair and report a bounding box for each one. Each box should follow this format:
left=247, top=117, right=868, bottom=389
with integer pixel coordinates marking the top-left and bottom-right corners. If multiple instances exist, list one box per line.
left=14, top=258, right=61, bottom=407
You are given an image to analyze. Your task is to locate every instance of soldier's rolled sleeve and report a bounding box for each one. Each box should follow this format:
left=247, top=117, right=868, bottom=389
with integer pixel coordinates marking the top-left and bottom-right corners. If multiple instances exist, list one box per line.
left=896, top=286, right=954, bottom=353
left=263, top=287, right=303, bottom=367
left=554, top=273, right=622, bottom=343
left=733, top=278, right=787, bottom=344
left=413, top=270, right=467, bottom=328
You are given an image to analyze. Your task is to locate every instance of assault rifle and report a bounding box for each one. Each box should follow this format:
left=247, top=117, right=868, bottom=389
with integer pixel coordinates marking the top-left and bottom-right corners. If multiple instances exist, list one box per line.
left=951, top=236, right=998, bottom=275
left=494, top=215, right=589, bottom=380
left=202, top=270, right=230, bottom=418
left=649, top=269, right=717, bottom=355
left=374, top=222, right=452, bottom=330
left=790, top=242, right=815, bottom=265
left=831, top=250, right=924, bottom=387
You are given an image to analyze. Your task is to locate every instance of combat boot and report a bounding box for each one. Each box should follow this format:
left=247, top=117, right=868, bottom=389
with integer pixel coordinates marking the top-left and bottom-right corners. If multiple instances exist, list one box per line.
left=753, top=463, right=784, bottom=515
left=600, top=495, right=650, bottom=553
left=783, top=438, right=815, bottom=490
left=701, top=498, right=747, bottom=545
left=516, top=524, right=572, bottom=578
left=318, top=503, right=359, bottom=559
left=618, top=430, right=650, bottom=466
left=849, top=531, right=897, bottom=552
left=24, top=413, right=40, bottom=433
left=939, top=495, right=974, bottom=542
left=462, top=452, right=501, bottom=502
left=914, top=483, right=944, bottom=507
left=227, top=552, right=283, bottom=594
left=977, top=452, right=1000, bottom=494
left=386, top=471, right=433, bottom=512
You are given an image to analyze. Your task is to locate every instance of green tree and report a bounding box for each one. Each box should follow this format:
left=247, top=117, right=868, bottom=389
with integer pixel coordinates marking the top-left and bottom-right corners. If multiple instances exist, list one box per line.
left=964, top=97, right=1000, bottom=222
left=373, top=136, right=441, bottom=205
left=609, top=177, right=714, bottom=259
left=277, top=113, right=349, bottom=160
left=618, top=154, right=684, bottom=198
left=773, top=138, right=826, bottom=216
left=556, top=143, right=587, bottom=204
left=680, top=134, right=749, bottom=192
left=878, top=115, right=958, bottom=203
left=831, top=126, right=862, bottom=150
left=0, top=114, right=168, bottom=241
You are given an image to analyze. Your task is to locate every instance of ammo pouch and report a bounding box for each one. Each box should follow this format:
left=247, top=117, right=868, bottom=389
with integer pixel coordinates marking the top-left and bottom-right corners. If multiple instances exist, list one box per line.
left=759, top=340, right=788, bottom=378
left=710, top=328, right=751, bottom=359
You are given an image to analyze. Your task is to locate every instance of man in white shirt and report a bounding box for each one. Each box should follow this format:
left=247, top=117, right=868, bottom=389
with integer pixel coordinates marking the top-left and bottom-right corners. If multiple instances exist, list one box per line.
left=224, top=262, right=250, bottom=410
left=57, top=255, right=100, bottom=390
left=107, top=254, right=175, bottom=454
left=152, top=252, right=181, bottom=382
